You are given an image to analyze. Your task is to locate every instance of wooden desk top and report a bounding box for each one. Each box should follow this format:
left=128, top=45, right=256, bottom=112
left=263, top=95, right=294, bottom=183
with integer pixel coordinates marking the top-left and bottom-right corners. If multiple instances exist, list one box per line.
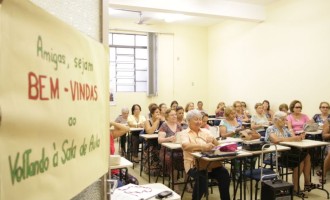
left=279, top=139, right=329, bottom=148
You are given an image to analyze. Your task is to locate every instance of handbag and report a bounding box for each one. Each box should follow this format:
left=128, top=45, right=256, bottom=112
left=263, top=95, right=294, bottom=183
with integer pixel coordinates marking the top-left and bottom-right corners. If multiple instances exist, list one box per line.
left=303, top=123, right=319, bottom=132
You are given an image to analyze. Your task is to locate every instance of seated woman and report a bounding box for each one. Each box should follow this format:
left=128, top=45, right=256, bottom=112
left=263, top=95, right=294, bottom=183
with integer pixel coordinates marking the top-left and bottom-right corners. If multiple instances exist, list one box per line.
left=127, top=104, right=146, bottom=162
left=170, top=100, right=179, bottom=110
left=200, top=112, right=210, bottom=130
left=184, top=102, right=195, bottom=119
left=279, top=103, right=289, bottom=114
left=143, top=105, right=164, bottom=175
left=265, top=111, right=319, bottom=197
left=241, top=101, right=251, bottom=118
left=287, top=100, right=310, bottom=135
left=263, top=100, right=274, bottom=121
left=215, top=102, right=226, bottom=118
left=312, top=101, right=330, bottom=129
left=233, top=101, right=249, bottom=124
left=176, top=106, right=188, bottom=130
left=158, top=109, right=191, bottom=193
left=251, top=103, right=270, bottom=137
left=181, top=110, right=230, bottom=200
left=159, top=103, right=167, bottom=121
left=110, top=121, right=139, bottom=186
left=319, top=120, right=330, bottom=184
left=220, top=106, right=245, bottom=139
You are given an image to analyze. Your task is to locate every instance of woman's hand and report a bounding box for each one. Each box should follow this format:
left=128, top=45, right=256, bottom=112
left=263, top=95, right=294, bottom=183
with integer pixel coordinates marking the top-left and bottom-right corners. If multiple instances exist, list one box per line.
left=167, top=136, right=176, bottom=142
left=202, top=143, right=215, bottom=151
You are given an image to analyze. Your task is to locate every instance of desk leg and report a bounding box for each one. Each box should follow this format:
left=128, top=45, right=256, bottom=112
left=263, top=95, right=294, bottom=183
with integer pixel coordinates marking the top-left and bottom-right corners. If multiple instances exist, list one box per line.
left=140, top=140, right=144, bottom=176
left=171, top=149, right=174, bottom=190
left=148, top=141, right=151, bottom=183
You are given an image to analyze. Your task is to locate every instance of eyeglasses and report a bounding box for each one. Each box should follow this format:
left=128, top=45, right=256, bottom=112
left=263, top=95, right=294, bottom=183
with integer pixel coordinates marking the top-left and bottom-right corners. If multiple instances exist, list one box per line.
left=294, top=106, right=302, bottom=109
left=321, top=106, right=329, bottom=109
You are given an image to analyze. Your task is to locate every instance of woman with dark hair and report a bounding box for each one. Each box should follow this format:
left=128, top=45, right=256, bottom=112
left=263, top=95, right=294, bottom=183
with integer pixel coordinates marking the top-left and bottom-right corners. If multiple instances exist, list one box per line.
left=142, top=105, right=164, bottom=174
left=127, top=104, right=146, bottom=162
left=287, top=100, right=310, bottom=135
left=170, top=100, right=179, bottom=110
left=159, top=103, right=167, bottom=121
left=262, top=100, right=274, bottom=121
left=251, top=103, right=269, bottom=136
left=176, top=106, right=188, bottom=130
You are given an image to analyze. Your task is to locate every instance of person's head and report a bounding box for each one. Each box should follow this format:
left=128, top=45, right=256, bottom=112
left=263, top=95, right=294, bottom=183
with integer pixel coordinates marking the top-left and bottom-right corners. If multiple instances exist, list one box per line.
left=233, top=101, right=242, bottom=113
left=176, top=106, right=184, bottom=121
left=150, top=105, right=160, bottom=118
left=319, top=102, right=330, bottom=114
left=170, top=100, right=178, bottom=110
left=186, top=110, right=202, bottom=131
left=224, top=106, right=236, bottom=120
left=255, top=103, right=263, bottom=114
left=289, top=100, right=302, bottom=113
left=201, top=112, right=209, bottom=128
left=131, top=104, right=141, bottom=115
left=217, top=102, right=225, bottom=109
left=262, top=100, right=270, bottom=111
left=121, top=107, right=129, bottom=119
left=273, top=111, right=288, bottom=128
left=165, top=109, right=177, bottom=123
left=185, top=102, right=194, bottom=112
left=148, top=103, right=157, bottom=112
left=279, top=103, right=289, bottom=113
left=241, top=101, right=247, bottom=109
left=159, top=103, right=167, bottom=114
left=197, top=101, right=203, bottom=110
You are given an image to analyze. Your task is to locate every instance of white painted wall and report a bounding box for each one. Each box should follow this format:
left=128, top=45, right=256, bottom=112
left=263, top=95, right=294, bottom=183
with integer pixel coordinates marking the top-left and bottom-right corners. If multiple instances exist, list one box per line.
left=109, top=19, right=208, bottom=119
left=208, top=0, right=330, bottom=117
left=110, top=0, right=330, bottom=119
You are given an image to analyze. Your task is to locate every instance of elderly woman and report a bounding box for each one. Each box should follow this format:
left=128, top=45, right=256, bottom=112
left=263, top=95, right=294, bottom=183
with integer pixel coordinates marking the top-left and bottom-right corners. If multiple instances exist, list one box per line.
left=181, top=110, right=230, bottom=200
left=251, top=103, right=270, bottom=136
left=265, top=111, right=319, bottom=197
left=115, top=107, right=129, bottom=156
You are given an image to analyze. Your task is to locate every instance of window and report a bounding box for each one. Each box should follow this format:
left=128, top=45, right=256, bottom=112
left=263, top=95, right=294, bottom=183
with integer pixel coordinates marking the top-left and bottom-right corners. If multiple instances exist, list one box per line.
left=109, top=33, right=148, bottom=92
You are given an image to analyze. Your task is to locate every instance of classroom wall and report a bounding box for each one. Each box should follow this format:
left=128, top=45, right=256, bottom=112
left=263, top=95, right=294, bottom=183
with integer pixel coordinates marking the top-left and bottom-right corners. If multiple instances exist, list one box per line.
left=208, top=0, right=330, bottom=117
left=109, top=19, right=209, bottom=119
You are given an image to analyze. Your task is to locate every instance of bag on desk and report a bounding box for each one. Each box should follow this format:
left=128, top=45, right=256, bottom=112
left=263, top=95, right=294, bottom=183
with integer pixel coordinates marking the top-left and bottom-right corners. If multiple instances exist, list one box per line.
left=303, top=123, right=319, bottom=132
left=240, top=129, right=261, bottom=140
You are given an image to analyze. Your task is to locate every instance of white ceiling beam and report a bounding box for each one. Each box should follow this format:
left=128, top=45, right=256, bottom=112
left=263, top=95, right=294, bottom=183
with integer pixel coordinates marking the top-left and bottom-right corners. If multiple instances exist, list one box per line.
left=109, top=0, right=265, bottom=22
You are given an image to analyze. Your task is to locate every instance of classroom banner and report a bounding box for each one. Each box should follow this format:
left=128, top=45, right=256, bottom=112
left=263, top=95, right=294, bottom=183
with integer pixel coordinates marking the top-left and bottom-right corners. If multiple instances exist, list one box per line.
left=0, top=0, right=109, bottom=200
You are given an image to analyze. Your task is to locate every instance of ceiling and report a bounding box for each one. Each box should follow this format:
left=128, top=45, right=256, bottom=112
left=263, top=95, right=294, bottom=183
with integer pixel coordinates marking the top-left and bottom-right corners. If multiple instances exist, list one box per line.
left=109, top=0, right=277, bottom=26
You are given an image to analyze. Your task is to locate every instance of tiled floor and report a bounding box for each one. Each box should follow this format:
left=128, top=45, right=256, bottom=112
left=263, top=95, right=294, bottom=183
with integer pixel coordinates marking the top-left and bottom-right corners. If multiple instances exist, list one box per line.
left=114, top=141, right=330, bottom=199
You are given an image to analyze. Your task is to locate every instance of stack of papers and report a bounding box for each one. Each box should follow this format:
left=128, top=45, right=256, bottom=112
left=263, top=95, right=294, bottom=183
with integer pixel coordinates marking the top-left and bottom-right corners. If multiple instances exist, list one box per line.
left=112, top=184, right=162, bottom=200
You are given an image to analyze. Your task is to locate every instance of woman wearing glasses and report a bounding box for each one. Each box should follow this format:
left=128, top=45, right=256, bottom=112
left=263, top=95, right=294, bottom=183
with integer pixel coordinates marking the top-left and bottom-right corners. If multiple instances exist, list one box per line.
left=312, top=102, right=330, bottom=129
left=181, top=110, right=230, bottom=200
left=287, top=100, right=310, bottom=135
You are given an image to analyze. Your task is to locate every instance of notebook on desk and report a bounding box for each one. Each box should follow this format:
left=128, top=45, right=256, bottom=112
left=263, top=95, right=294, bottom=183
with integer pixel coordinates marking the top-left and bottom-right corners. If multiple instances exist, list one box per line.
left=112, top=184, right=162, bottom=200
left=201, top=151, right=238, bottom=158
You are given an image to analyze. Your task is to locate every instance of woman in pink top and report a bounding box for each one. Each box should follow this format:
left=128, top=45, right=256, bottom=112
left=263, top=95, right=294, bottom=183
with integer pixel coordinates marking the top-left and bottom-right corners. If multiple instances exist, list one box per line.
left=287, top=100, right=310, bottom=135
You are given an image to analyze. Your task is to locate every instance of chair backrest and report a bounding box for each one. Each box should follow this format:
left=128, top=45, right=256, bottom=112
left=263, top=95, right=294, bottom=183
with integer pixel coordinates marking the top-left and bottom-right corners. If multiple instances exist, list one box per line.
left=209, top=126, right=219, bottom=138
